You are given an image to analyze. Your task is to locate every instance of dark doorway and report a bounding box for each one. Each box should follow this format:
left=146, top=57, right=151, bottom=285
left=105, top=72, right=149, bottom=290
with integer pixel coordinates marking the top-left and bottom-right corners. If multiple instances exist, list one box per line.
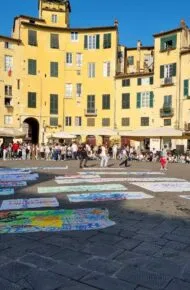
left=23, top=118, right=39, bottom=144
left=102, top=136, right=110, bottom=147
left=86, top=135, right=96, bottom=146
left=121, top=136, right=130, bottom=147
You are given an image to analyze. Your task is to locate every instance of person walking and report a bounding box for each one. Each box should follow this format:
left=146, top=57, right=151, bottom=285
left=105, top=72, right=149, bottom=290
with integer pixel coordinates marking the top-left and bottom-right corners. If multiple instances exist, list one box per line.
left=112, top=144, right=118, bottom=160
left=78, top=144, right=88, bottom=168
left=119, top=151, right=128, bottom=167
left=160, top=145, right=168, bottom=171
left=100, top=144, right=109, bottom=168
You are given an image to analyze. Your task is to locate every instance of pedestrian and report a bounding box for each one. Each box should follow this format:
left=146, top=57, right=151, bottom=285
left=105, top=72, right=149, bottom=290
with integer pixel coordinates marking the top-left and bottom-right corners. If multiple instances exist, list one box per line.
left=160, top=145, right=168, bottom=171
left=100, top=144, right=109, bottom=168
left=119, top=151, right=128, bottom=167
left=78, top=144, right=88, bottom=168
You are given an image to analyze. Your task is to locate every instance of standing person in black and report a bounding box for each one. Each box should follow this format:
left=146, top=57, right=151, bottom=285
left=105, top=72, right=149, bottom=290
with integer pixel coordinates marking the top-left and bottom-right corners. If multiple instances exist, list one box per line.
left=78, top=144, right=88, bottom=168
left=119, top=151, right=129, bottom=167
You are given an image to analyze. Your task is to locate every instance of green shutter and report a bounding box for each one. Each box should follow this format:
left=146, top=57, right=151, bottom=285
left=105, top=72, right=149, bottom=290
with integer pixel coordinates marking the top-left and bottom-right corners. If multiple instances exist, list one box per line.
left=137, top=78, right=141, bottom=86
left=50, top=94, right=58, bottom=114
left=160, top=38, right=165, bottom=51
left=96, top=34, right=100, bottom=49
left=50, top=62, right=58, bottom=77
left=170, top=34, right=177, bottom=48
left=84, top=35, right=88, bottom=49
left=137, top=93, right=141, bottom=108
left=28, top=92, right=36, bottom=108
left=108, top=33, right=111, bottom=48
left=160, top=65, right=164, bottom=78
left=103, top=33, right=111, bottom=49
left=160, top=34, right=177, bottom=50
left=51, top=34, right=59, bottom=49
left=150, top=76, right=154, bottom=85
left=28, top=59, right=36, bottom=75
left=28, top=30, right=37, bottom=46
left=149, top=91, right=154, bottom=108
left=184, top=79, right=189, bottom=97
left=172, top=63, right=176, bottom=76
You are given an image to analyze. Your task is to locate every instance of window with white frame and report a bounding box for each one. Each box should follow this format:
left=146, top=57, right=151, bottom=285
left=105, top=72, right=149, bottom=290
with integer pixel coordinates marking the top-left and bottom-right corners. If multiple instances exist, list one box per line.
left=75, top=116, right=82, bottom=126
left=66, top=52, right=73, bottom=65
left=76, top=83, right=82, bottom=97
left=4, top=42, right=13, bottom=49
left=4, top=55, right=13, bottom=71
left=103, top=62, right=111, bottom=77
left=84, top=35, right=99, bottom=49
left=51, top=14, right=57, bottom=23
left=65, top=84, right=72, bottom=98
left=76, top=53, right=82, bottom=67
left=71, top=32, right=78, bottom=41
left=141, top=92, right=150, bottom=108
left=65, top=116, right=72, bottom=126
left=88, top=63, right=95, bottom=78
left=4, top=115, right=13, bottom=125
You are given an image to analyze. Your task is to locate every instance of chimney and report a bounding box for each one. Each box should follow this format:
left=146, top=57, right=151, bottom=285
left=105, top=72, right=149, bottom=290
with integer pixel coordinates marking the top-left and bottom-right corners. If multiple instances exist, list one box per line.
left=137, top=40, right=142, bottom=50
left=180, top=19, right=186, bottom=28
left=114, top=19, right=119, bottom=27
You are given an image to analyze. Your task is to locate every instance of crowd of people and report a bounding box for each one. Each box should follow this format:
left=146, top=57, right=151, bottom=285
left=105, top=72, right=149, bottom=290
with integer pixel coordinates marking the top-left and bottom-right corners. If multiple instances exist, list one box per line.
left=0, top=141, right=190, bottom=168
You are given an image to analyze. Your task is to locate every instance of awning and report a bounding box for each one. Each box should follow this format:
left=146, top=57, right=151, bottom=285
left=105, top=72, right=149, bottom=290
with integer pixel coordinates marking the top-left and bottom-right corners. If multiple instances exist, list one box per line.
left=0, top=128, right=26, bottom=138
left=119, top=127, right=183, bottom=138
left=51, top=132, right=76, bottom=139
left=72, top=128, right=119, bottom=136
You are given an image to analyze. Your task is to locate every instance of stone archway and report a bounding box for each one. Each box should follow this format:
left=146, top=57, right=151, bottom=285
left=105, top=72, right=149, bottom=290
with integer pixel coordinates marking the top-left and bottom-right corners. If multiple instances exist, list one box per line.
left=23, top=118, right=39, bottom=144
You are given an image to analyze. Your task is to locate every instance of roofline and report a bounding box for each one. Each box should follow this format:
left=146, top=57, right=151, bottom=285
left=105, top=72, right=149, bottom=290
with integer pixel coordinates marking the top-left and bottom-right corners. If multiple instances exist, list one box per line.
left=153, top=28, right=182, bottom=38
left=13, top=15, right=45, bottom=32
left=115, top=71, right=154, bottom=79
left=0, top=35, right=21, bottom=44
left=20, top=21, right=118, bottom=32
left=126, top=46, right=154, bottom=51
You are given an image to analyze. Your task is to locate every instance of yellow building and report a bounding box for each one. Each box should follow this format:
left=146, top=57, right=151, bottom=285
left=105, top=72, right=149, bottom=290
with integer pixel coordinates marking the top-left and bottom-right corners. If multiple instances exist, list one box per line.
left=0, top=0, right=190, bottom=151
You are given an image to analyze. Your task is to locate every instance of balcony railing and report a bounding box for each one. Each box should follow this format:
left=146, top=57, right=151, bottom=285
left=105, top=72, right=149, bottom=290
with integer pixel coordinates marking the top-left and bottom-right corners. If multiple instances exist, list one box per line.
left=161, top=77, right=173, bottom=86
left=84, top=109, right=97, bottom=116
left=160, top=107, right=174, bottom=117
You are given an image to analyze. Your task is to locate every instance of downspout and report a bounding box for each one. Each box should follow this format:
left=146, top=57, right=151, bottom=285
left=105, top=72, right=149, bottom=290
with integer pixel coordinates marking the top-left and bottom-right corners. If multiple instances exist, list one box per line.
left=114, top=20, right=119, bottom=130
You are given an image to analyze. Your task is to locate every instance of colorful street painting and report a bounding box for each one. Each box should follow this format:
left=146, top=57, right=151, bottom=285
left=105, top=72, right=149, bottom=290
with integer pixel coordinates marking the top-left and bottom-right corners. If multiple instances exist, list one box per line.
left=12, top=166, right=68, bottom=170
left=68, top=192, right=154, bottom=202
left=130, top=182, right=190, bottom=192
left=55, top=175, right=100, bottom=179
left=0, top=188, right=14, bottom=196
left=0, top=198, right=59, bottom=211
left=38, top=184, right=127, bottom=194
left=0, top=174, right=39, bottom=181
left=79, top=172, right=165, bottom=175
left=0, top=181, right=27, bottom=188
left=0, top=208, right=115, bottom=233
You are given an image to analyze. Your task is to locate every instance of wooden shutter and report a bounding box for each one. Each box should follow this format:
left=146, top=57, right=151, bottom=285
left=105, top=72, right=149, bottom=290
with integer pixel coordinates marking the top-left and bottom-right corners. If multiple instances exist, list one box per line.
left=150, top=76, right=154, bottom=84
left=28, top=30, right=37, bottom=46
left=28, top=92, right=36, bottom=108
left=28, top=59, right=36, bottom=75
left=149, top=91, right=154, bottom=108
left=172, top=63, right=176, bottom=76
left=96, top=34, right=100, bottom=49
left=137, top=78, right=142, bottom=86
left=137, top=93, right=141, bottom=108
left=51, top=34, right=59, bottom=48
left=50, top=94, right=58, bottom=114
left=84, top=35, right=88, bottom=49
left=160, top=65, right=164, bottom=78
left=184, top=80, right=189, bottom=97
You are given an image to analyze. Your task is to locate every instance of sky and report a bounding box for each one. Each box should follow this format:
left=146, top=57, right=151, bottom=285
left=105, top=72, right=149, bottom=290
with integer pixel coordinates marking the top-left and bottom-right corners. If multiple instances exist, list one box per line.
left=0, top=0, right=190, bottom=47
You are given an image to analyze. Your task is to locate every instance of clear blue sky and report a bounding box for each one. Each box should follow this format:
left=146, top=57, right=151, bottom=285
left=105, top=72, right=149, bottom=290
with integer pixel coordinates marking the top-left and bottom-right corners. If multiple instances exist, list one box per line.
left=0, top=0, right=190, bottom=47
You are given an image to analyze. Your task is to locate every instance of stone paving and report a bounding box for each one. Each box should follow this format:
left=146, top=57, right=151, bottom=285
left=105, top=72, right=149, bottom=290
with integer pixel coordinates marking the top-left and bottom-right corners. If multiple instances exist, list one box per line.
left=0, top=159, right=190, bottom=289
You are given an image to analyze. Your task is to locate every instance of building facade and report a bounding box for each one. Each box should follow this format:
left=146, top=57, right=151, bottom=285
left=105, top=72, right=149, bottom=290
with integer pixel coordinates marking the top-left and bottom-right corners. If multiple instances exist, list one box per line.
left=0, top=0, right=190, bottom=151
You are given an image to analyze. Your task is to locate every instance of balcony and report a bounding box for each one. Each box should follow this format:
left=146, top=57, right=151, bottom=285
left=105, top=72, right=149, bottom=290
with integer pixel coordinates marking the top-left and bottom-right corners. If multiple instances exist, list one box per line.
left=4, top=97, right=13, bottom=108
left=161, top=77, right=174, bottom=86
left=84, top=109, right=97, bottom=116
left=160, top=107, right=174, bottom=118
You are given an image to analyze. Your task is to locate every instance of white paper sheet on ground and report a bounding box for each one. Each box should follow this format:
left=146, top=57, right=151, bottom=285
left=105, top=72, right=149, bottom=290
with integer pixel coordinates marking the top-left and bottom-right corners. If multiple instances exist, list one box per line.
left=180, top=195, right=190, bottom=200
left=82, top=167, right=127, bottom=170
left=79, top=171, right=165, bottom=175
left=0, top=171, right=31, bottom=175
left=0, top=174, right=39, bottom=181
left=0, top=188, right=14, bottom=195
left=38, top=184, right=127, bottom=194
left=130, top=182, right=190, bottom=192
left=12, top=166, right=68, bottom=170
left=0, top=197, right=59, bottom=210
left=0, top=181, right=27, bottom=187
left=55, top=175, right=100, bottom=180
left=68, top=192, right=154, bottom=202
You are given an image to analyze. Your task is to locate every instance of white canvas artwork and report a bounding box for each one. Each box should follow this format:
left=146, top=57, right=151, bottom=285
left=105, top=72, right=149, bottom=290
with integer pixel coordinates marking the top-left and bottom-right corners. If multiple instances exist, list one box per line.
left=55, top=175, right=100, bottom=180
left=0, top=198, right=59, bottom=210
left=130, top=182, right=190, bottom=192
left=79, top=172, right=165, bottom=175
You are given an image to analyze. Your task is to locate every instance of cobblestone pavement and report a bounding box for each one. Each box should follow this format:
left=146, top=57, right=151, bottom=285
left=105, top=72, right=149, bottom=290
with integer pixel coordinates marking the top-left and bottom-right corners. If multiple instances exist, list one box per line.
left=0, top=159, right=190, bottom=289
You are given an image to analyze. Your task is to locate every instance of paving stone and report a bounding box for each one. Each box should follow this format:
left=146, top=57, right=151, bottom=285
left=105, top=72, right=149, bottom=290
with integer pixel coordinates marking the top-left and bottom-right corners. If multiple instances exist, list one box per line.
left=26, top=242, right=61, bottom=257
left=117, top=266, right=172, bottom=289
left=50, top=262, right=90, bottom=280
left=20, top=253, right=57, bottom=269
left=163, top=240, right=188, bottom=251
left=88, top=233, right=123, bottom=245
left=145, top=257, right=182, bottom=277
left=133, top=242, right=162, bottom=256
left=41, top=236, right=84, bottom=251
left=17, top=278, right=33, bottom=290
left=82, top=272, right=136, bottom=290
left=0, top=277, right=22, bottom=290
left=115, top=250, right=155, bottom=268
left=81, top=257, right=122, bottom=275
left=24, top=269, right=75, bottom=290
left=82, top=243, right=123, bottom=258
left=133, top=234, right=168, bottom=246
left=154, top=247, right=181, bottom=259
left=0, top=262, right=33, bottom=283
left=119, top=229, right=137, bottom=238
left=163, top=233, right=190, bottom=244
left=57, top=283, right=98, bottom=290
left=165, top=278, right=190, bottom=290
left=0, top=255, right=13, bottom=265
left=116, top=238, right=142, bottom=250
left=52, top=248, right=91, bottom=265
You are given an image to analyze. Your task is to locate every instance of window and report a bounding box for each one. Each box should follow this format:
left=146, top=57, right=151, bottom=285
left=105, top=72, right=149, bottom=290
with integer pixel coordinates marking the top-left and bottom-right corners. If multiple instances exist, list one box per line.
left=88, top=63, right=95, bottom=78
left=4, top=115, right=13, bottom=125
left=51, top=14, right=57, bottom=23
left=103, top=62, right=111, bottom=77
left=28, top=30, right=37, bottom=46
left=103, top=33, right=111, bottom=49
left=164, top=95, right=172, bottom=107
left=5, top=85, right=12, bottom=96
left=160, top=34, right=177, bottom=51
left=87, top=118, right=95, bottom=127
left=17, top=79, right=20, bottom=90
left=75, top=116, right=82, bottom=126
left=28, top=92, right=36, bottom=108
left=50, top=34, right=59, bottom=49
left=102, top=118, right=110, bottom=127
left=164, top=119, right=172, bottom=126
left=50, top=94, right=58, bottom=114
left=137, top=92, right=154, bottom=108
left=122, top=118, right=130, bottom=126
left=4, top=55, right=13, bottom=72
left=122, top=93, right=130, bottom=109
left=127, top=56, right=134, bottom=65
left=138, top=77, right=154, bottom=86
left=50, top=62, right=58, bottom=77
left=76, top=83, right=82, bottom=97
left=28, top=59, right=36, bottom=75
left=50, top=117, right=58, bottom=126
left=76, top=53, right=82, bottom=67
left=84, top=35, right=100, bottom=49
left=71, top=32, right=78, bottom=41
left=102, top=94, right=110, bottom=109
left=4, top=42, right=12, bottom=49
left=160, top=63, right=176, bottom=78
left=122, top=79, right=130, bottom=87
left=65, top=84, right=72, bottom=98
left=66, top=53, right=72, bottom=65
left=184, top=79, right=190, bottom=97
left=87, top=95, right=95, bottom=113
left=65, top=116, right=72, bottom=126
left=141, top=117, right=149, bottom=126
